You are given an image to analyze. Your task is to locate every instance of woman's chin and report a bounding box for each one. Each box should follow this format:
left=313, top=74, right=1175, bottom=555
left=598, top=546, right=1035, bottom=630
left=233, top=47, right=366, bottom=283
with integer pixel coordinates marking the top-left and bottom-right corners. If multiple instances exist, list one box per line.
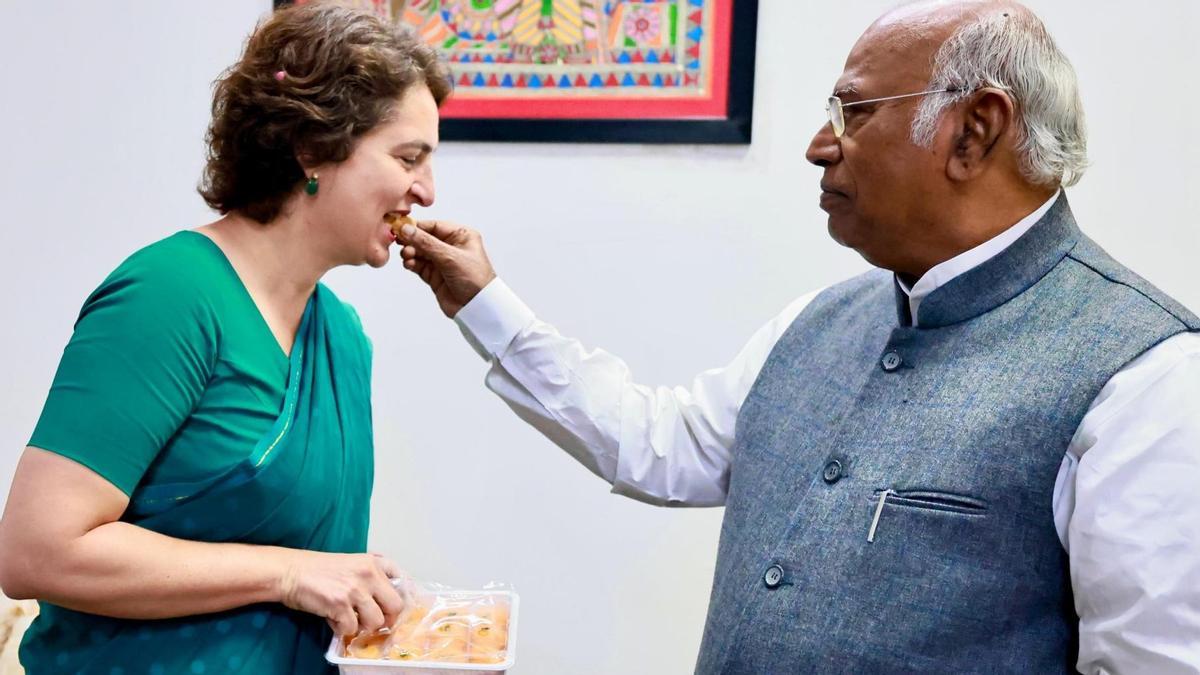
left=363, top=244, right=393, bottom=269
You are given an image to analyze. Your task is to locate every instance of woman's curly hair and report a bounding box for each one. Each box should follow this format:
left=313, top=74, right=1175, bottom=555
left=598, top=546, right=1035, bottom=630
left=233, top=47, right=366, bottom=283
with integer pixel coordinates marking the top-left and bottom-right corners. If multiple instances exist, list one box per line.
left=199, top=2, right=452, bottom=223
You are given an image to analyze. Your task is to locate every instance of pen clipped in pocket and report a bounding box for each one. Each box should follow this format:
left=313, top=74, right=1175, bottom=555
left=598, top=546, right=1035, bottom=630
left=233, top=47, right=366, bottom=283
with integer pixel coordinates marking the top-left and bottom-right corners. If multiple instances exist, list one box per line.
left=867, top=488, right=988, bottom=542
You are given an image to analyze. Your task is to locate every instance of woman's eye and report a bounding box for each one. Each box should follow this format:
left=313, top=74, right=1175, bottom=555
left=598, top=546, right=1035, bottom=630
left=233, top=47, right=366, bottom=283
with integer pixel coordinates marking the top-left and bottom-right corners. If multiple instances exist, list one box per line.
left=397, top=156, right=419, bottom=167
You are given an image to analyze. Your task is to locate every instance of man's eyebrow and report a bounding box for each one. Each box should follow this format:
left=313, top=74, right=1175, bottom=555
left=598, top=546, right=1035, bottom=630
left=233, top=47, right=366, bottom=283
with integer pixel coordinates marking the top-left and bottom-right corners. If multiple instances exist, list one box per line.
left=833, top=83, right=859, bottom=98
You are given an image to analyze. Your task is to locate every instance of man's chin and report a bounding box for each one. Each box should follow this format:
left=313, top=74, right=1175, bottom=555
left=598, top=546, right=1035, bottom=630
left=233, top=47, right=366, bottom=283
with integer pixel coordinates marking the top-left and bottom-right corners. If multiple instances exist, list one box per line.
left=827, top=220, right=887, bottom=268
left=826, top=218, right=853, bottom=249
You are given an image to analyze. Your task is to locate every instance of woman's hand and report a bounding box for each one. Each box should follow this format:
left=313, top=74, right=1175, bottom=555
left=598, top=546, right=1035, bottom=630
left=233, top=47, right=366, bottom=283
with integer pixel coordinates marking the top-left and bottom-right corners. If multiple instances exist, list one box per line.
left=0, top=448, right=413, bottom=632
left=276, top=551, right=408, bottom=636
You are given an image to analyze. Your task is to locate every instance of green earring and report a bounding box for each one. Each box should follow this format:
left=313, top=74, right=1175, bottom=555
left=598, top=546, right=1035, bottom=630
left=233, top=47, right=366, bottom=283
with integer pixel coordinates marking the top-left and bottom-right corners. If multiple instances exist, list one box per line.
left=305, top=173, right=319, bottom=196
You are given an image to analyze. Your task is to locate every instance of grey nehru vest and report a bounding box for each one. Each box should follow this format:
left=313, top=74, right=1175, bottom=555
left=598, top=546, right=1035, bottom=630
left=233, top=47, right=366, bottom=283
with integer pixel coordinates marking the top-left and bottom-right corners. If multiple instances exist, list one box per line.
left=695, top=197, right=1198, bottom=674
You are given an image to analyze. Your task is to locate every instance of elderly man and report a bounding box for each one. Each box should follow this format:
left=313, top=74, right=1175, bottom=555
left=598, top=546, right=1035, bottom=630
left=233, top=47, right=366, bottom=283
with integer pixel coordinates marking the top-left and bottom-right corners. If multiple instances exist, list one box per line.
left=397, top=1, right=1200, bottom=672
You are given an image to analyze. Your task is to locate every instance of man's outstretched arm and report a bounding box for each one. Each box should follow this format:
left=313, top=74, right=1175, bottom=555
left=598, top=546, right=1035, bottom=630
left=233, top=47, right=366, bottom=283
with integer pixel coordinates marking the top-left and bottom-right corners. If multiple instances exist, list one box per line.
left=396, top=220, right=815, bottom=506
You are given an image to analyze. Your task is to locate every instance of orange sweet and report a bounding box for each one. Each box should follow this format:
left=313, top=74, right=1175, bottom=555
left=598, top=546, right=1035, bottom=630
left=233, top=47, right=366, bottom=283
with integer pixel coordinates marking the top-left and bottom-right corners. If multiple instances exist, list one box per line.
left=385, top=213, right=416, bottom=237
left=385, top=640, right=427, bottom=661
left=341, top=593, right=512, bottom=664
left=429, top=617, right=469, bottom=641
left=468, top=650, right=507, bottom=664
left=401, top=603, right=430, bottom=621
left=470, top=622, right=508, bottom=651
left=394, top=611, right=430, bottom=636
left=345, top=631, right=389, bottom=659
left=471, top=602, right=511, bottom=626
left=424, top=635, right=468, bottom=662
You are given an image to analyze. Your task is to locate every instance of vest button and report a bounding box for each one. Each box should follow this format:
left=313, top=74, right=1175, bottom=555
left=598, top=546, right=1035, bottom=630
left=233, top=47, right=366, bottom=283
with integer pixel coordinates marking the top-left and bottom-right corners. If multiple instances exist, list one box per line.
left=822, top=460, right=843, bottom=484
left=881, top=351, right=903, bottom=372
left=763, top=564, right=785, bottom=589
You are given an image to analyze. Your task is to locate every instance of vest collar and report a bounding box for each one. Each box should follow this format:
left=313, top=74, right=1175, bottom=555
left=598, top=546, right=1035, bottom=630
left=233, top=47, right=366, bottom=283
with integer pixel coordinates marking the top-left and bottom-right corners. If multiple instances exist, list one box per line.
left=894, top=195, right=1081, bottom=328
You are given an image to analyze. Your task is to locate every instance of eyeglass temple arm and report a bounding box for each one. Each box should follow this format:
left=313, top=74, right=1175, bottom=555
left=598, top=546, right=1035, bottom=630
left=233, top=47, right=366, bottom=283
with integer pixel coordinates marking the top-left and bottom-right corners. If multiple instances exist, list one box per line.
left=839, top=87, right=965, bottom=108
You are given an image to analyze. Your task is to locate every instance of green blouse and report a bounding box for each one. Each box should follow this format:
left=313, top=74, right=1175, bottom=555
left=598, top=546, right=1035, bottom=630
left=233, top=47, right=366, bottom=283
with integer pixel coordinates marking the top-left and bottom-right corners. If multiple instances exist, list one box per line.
left=22, top=231, right=375, bottom=674
left=30, top=231, right=291, bottom=496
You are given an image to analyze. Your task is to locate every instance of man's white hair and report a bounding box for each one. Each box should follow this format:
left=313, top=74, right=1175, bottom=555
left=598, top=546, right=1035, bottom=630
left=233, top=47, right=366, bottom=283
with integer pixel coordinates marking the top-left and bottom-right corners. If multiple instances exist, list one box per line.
left=910, top=7, right=1088, bottom=187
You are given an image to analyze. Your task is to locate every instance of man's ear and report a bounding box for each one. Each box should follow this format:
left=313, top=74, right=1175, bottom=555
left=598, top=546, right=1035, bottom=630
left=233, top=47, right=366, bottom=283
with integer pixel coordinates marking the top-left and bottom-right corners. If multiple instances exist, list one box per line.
left=946, top=88, right=1015, bottom=182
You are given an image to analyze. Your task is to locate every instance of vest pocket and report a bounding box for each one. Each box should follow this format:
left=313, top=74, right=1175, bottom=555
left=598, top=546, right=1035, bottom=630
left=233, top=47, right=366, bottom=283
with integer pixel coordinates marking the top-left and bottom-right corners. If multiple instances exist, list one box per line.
left=871, top=489, right=989, bottom=515
left=866, top=489, right=988, bottom=543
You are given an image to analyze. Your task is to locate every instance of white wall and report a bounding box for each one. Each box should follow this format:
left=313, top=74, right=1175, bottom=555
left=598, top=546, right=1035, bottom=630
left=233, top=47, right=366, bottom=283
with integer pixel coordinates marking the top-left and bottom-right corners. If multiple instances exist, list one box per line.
left=1, top=2, right=1196, bottom=673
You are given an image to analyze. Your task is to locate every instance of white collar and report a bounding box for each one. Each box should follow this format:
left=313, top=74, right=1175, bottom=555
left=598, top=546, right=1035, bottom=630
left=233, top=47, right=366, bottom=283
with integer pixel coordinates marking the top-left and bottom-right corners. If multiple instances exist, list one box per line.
left=898, top=190, right=1062, bottom=325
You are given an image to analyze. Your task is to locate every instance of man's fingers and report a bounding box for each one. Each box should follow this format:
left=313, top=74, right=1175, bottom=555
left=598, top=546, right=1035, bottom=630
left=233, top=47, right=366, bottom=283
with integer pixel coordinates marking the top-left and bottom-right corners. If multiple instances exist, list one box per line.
left=404, top=257, right=428, bottom=275
left=398, top=224, right=455, bottom=261
left=414, top=219, right=466, bottom=243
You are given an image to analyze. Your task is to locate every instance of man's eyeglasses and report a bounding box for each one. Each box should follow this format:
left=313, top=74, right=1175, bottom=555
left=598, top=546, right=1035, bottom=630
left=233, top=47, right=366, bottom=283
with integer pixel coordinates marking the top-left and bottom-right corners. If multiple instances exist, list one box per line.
left=826, top=87, right=966, bottom=138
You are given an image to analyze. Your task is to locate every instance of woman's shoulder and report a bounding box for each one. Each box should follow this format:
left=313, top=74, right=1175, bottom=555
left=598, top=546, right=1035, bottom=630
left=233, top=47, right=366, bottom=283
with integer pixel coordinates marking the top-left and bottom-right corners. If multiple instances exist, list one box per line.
left=103, top=231, right=237, bottom=295
left=81, top=232, right=230, bottom=329
left=115, top=231, right=227, bottom=282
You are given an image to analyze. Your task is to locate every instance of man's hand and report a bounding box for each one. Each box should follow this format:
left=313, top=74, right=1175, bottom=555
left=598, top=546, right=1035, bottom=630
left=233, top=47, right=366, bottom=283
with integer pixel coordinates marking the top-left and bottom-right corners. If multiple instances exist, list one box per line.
left=396, top=221, right=497, bottom=318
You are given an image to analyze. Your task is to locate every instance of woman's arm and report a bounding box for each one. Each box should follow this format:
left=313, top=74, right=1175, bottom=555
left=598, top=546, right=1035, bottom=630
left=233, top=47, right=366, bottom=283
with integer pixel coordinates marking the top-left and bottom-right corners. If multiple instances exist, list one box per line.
left=0, top=447, right=404, bottom=636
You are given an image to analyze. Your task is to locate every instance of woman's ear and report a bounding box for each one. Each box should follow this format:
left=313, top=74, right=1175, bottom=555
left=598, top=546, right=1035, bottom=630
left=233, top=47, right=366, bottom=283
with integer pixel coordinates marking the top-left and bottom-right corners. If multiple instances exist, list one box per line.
left=295, top=149, right=316, bottom=175
left=946, top=88, right=1015, bottom=183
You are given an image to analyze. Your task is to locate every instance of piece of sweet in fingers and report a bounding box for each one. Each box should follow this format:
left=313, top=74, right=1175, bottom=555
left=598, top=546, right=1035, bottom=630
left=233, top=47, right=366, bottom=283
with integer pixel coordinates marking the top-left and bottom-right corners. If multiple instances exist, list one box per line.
left=386, top=213, right=416, bottom=238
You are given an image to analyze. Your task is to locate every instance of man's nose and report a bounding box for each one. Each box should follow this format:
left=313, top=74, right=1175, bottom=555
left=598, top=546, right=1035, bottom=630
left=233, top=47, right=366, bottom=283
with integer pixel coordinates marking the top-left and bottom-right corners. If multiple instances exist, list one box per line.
left=806, top=121, right=842, bottom=168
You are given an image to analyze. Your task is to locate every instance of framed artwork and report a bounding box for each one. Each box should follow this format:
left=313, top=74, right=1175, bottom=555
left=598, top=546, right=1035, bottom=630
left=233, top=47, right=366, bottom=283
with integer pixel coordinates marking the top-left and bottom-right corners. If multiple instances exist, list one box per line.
left=273, top=1, right=759, bottom=144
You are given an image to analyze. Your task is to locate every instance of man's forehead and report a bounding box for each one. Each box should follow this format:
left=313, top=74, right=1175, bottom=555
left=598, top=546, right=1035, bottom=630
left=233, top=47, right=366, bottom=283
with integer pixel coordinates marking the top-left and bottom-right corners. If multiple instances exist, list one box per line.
left=831, top=0, right=1016, bottom=95
left=832, top=21, right=945, bottom=95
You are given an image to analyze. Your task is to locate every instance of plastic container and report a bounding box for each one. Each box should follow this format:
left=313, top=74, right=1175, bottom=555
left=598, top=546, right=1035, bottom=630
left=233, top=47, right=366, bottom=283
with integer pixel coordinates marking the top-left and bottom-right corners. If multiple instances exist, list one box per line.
left=326, top=589, right=519, bottom=675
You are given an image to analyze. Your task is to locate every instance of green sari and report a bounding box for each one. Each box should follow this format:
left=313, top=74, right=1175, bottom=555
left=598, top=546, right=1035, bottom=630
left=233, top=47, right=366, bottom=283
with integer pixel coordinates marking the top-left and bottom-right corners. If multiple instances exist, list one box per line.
left=20, top=283, right=374, bottom=674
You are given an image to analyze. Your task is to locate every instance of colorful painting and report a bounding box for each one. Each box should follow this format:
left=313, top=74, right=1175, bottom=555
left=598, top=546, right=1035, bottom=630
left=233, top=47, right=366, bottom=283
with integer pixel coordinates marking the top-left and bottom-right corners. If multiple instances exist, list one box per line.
left=275, top=0, right=758, bottom=143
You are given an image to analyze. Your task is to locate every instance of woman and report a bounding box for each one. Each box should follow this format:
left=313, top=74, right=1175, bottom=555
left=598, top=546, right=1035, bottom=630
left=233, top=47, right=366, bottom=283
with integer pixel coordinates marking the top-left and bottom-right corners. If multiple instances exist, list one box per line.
left=0, top=3, right=450, bottom=673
